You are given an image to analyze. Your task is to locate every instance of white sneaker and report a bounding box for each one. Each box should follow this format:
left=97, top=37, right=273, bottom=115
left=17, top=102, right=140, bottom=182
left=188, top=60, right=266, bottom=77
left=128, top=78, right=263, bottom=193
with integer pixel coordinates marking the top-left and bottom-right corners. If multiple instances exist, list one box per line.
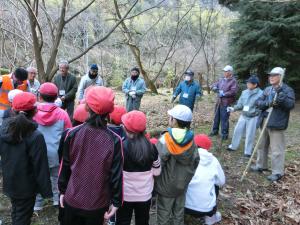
left=34, top=206, right=43, bottom=211
left=53, top=201, right=59, bottom=206
left=204, top=211, right=222, bottom=225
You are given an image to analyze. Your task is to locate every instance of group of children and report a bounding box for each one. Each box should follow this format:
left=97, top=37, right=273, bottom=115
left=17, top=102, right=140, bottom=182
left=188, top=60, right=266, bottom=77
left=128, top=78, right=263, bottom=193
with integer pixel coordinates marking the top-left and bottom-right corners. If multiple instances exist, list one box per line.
left=0, top=84, right=225, bottom=225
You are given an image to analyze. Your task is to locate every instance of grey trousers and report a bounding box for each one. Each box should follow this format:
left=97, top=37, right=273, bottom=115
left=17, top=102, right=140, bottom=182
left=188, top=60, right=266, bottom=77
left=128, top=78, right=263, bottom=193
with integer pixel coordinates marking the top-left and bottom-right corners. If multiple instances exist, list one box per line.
left=256, top=128, right=286, bottom=175
left=229, top=115, right=258, bottom=155
left=34, top=166, right=59, bottom=208
left=125, top=96, right=142, bottom=112
left=157, top=194, right=185, bottom=225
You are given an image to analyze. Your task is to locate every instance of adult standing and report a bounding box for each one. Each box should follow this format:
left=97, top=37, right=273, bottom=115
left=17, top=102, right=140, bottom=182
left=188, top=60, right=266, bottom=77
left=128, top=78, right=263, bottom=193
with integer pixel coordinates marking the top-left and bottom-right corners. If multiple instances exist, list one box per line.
left=77, top=64, right=104, bottom=102
left=251, top=67, right=295, bottom=182
left=53, top=60, right=78, bottom=118
left=122, top=67, right=146, bottom=112
left=27, top=67, right=40, bottom=95
left=210, top=65, right=238, bottom=140
left=172, top=69, right=202, bottom=111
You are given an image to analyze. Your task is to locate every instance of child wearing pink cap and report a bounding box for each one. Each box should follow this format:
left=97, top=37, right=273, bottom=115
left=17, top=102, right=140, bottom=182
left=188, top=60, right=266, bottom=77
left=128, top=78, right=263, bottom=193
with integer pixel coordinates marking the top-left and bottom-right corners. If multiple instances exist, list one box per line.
left=185, top=134, right=225, bottom=225
left=116, top=110, right=161, bottom=225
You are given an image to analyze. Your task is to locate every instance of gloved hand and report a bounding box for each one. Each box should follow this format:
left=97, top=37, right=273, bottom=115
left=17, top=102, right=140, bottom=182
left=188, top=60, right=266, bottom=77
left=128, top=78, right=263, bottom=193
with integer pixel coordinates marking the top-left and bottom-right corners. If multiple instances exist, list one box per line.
left=129, top=91, right=136, bottom=97
left=171, top=96, right=175, bottom=103
left=212, top=86, right=219, bottom=93
left=219, top=90, right=225, bottom=97
left=227, top=107, right=234, bottom=112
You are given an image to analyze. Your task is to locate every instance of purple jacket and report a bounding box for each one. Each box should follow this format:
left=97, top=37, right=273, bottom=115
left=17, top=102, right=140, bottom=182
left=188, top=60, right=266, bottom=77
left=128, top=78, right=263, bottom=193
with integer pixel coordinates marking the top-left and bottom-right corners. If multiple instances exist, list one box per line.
left=212, top=77, right=238, bottom=106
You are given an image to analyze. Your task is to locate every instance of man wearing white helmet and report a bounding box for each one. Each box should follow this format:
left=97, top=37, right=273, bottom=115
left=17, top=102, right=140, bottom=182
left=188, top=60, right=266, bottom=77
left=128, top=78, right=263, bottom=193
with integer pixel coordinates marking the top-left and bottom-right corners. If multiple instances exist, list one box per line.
left=251, top=67, right=295, bottom=182
left=155, top=104, right=199, bottom=225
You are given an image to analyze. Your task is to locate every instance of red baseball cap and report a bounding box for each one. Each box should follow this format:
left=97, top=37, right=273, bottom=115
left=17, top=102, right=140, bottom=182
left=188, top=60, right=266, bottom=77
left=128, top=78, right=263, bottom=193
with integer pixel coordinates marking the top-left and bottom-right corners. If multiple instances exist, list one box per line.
left=194, top=134, right=212, bottom=150
left=39, top=82, right=58, bottom=96
left=73, top=104, right=89, bottom=123
left=12, top=92, right=37, bottom=111
left=109, top=106, right=127, bottom=125
left=86, top=86, right=115, bottom=115
left=121, top=110, right=147, bottom=133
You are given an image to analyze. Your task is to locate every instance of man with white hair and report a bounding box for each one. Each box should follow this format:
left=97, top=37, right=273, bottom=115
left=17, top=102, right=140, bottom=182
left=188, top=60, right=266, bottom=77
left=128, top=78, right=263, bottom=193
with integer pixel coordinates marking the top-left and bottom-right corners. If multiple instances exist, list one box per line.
left=210, top=65, right=238, bottom=140
left=53, top=60, right=78, bottom=117
left=251, top=67, right=295, bottom=182
left=27, top=67, right=40, bottom=95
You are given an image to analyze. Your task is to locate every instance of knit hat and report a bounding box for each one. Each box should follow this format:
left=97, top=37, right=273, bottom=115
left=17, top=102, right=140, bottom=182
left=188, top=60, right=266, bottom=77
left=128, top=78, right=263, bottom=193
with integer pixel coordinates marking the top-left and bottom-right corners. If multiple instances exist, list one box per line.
left=168, top=104, right=192, bottom=122
left=8, top=89, right=23, bottom=103
left=121, top=110, right=147, bottom=133
left=86, top=86, right=115, bottom=115
left=73, top=104, right=89, bottom=123
left=109, top=106, right=127, bottom=125
left=12, top=92, right=37, bottom=111
left=194, top=134, right=212, bottom=150
left=39, top=82, right=58, bottom=96
left=90, top=64, right=98, bottom=70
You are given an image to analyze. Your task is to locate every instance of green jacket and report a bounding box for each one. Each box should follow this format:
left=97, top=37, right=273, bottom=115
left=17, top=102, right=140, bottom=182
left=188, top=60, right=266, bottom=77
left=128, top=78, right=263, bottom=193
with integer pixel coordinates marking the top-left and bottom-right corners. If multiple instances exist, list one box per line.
left=155, top=128, right=199, bottom=198
left=53, top=73, right=78, bottom=102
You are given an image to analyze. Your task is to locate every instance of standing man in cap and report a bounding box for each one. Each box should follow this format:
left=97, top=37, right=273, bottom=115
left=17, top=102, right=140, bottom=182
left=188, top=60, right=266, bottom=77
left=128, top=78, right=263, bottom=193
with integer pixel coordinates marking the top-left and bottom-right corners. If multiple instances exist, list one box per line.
left=77, top=64, right=104, bottom=102
left=27, top=67, right=40, bottom=95
left=226, top=75, right=263, bottom=157
left=53, top=60, right=78, bottom=118
left=172, top=69, right=202, bottom=111
left=122, top=67, right=146, bottom=112
left=251, top=67, right=295, bottom=182
left=210, top=65, right=238, bottom=140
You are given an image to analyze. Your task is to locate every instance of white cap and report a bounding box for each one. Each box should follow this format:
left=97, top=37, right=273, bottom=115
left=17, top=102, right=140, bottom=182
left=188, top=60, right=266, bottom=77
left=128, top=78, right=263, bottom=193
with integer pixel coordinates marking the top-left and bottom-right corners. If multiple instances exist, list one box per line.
left=168, top=104, right=193, bottom=122
left=8, top=89, right=23, bottom=103
left=269, top=67, right=284, bottom=76
left=223, top=65, right=233, bottom=72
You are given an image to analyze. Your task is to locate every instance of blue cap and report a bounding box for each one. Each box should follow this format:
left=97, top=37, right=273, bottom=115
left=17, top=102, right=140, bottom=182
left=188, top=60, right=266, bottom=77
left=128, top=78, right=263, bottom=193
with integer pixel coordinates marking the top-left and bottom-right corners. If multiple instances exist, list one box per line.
left=184, top=69, right=194, bottom=76
left=90, top=64, right=98, bottom=70
left=246, top=75, right=259, bottom=84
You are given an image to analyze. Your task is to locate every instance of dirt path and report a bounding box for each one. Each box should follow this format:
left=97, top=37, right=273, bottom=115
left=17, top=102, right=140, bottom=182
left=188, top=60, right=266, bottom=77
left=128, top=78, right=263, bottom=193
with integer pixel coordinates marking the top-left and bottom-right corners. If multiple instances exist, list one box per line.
left=0, top=90, right=299, bottom=225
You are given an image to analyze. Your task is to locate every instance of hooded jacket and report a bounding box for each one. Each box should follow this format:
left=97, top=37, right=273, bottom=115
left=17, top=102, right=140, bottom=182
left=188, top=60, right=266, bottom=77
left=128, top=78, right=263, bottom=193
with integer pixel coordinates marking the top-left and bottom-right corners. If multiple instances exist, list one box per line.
left=185, top=148, right=225, bottom=213
left=155, top=128, right=199, bottom=197
left=0, top=119, right=52, bottom=199
left=34, top=103, right=72, bottom=168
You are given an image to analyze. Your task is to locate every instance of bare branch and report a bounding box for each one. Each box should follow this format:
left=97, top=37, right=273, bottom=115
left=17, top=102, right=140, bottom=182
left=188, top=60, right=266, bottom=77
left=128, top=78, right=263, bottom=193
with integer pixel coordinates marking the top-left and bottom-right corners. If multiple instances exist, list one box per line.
left=65, top=0, right=96, bottom=24
left=0, top=27, right=33, bottom=46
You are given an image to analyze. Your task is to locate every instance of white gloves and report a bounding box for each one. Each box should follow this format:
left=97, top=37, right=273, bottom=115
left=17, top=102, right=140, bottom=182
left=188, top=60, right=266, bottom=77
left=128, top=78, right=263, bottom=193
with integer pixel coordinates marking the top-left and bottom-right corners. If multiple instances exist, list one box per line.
left=227, top=107, right=234, bottom=112
left=129, top=91, right=136, bottom=99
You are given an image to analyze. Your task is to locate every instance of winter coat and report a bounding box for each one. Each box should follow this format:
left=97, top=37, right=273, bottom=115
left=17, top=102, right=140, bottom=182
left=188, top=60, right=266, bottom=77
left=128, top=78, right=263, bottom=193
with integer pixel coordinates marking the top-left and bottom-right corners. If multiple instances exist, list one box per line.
left=185, top=148, right=225, bottom=213
left=34, top=103, right=72, bottom=168
left=77, top=74, right=104, bottom=101
left=58, top=124, right=123, bottom=210
left=212, top=76, right=238, bottom=106
left=155, top=128, right=199, bottom=198
left=173, top=80, right=202, bottom=111
left=0, top=119, right=52, bottom=199
left=256, top=83, right=295, bottom=130
left=233, top=87, right=263, bottom=117
left=122, top=77, right=146, bottom=97
left=53, top=73, right=78, bottom=102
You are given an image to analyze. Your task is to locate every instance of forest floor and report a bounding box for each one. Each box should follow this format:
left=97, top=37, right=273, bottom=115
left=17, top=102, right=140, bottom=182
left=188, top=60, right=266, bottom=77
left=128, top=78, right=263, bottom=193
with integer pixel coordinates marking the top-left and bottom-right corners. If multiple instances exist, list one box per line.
left=0, top=89, right=299, bottom=225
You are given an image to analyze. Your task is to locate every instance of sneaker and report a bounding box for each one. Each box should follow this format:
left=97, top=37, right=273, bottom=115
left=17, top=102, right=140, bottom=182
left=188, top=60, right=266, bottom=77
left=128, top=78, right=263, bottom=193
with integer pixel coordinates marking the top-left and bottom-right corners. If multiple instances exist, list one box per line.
left=34, top=206, right=43, bottom=211
left=267, top=174, right=283, bottom=182
left=209, top=131, right=218, bottom=137
left=205, top=211, right=222, bottom=225
left=53, top=201, right=59, bottom=207
left=243, top=154, right=251, bottom=158
left=250, top=165, right=268, bottom=173
left=227, top=145, right=235, bottom=151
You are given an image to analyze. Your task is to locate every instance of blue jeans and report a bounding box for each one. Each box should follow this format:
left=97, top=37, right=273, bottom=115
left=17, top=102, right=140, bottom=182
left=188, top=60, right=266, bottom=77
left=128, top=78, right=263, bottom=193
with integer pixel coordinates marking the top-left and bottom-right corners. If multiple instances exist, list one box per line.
left=212, top=104, right=230, bottom=137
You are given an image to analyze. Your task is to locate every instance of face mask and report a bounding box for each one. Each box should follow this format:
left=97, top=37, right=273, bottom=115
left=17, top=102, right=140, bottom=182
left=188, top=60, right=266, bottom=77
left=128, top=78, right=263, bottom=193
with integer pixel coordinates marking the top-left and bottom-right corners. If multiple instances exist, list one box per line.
left=184, top=76, right=191, bottom=81
left=131, top=75, right=139, bottom=81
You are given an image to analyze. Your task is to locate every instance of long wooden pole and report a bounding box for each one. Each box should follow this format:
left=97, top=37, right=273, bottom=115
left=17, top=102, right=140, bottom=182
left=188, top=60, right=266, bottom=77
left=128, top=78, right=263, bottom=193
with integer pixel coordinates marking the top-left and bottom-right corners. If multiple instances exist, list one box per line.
left=240, top=69, right=285, bottom=182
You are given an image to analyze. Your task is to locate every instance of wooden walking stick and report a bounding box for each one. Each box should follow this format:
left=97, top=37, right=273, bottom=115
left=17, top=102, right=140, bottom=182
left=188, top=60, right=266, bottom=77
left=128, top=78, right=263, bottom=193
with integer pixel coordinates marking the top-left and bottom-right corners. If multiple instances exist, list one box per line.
left=240, top=69, right=286, bottom=182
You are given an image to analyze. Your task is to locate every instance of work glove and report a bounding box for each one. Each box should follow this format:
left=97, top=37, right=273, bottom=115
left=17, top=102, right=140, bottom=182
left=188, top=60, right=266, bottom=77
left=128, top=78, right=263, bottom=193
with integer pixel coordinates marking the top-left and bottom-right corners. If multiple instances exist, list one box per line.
left=218, top=90, right=225, bottom=97
left=129, top=91, right=136, bottom=96
left=227, top=107, right=234, bottom=112
left=212, top=86, right=219, bottom=93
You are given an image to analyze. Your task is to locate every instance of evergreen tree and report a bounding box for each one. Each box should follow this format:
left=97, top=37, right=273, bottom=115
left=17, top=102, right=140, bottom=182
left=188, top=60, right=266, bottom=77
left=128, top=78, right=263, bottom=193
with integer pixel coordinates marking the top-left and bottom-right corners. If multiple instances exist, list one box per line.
left=228, top=0, right=300, bottom=97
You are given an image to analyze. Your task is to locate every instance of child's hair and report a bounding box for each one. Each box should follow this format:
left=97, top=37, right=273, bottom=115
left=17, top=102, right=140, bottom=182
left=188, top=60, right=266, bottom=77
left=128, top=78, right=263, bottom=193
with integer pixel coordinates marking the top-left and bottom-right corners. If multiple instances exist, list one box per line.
left=40, top=93, right=57, bottom=103
left=72, top=119, right=83, bottom=127
left=86, top=109, right=107, bottom=128
left=176, top=118, right=191, bottom=129
left=126, top=132, right=154, bottom=167
left=8, top=109, right=37, bottom=143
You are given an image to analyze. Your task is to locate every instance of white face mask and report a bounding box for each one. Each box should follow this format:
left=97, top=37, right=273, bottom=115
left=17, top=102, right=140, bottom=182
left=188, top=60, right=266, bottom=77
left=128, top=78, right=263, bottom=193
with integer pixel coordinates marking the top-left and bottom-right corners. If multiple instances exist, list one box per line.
left=184, top=76, right=191, bottom=81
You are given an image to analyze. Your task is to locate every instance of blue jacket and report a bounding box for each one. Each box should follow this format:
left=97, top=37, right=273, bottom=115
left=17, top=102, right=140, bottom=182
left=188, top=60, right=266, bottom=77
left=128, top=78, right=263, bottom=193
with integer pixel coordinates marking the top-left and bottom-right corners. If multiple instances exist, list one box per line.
left=122, top=77, right=146, bottom=96
left=173, top=80, right=202, bottom=110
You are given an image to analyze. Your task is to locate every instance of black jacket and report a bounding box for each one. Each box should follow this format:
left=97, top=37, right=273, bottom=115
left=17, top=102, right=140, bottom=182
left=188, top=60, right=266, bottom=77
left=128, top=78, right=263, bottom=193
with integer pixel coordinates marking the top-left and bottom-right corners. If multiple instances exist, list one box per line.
left=53, top=73, right=78, bottom=102
left=256, top=83, right=295, bottom=130
left=0, top=120, right=52, bottom=199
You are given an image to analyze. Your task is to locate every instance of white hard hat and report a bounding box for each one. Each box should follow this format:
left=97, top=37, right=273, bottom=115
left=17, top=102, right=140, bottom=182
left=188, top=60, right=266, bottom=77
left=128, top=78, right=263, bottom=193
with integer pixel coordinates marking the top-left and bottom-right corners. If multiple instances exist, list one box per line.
left=223, top=65, right=233, bottom=72
left=8, top=89, right=23, bottom=103
left=168, top=104, right=193, bottom=122
left=269, top=67, right=284, bottom=76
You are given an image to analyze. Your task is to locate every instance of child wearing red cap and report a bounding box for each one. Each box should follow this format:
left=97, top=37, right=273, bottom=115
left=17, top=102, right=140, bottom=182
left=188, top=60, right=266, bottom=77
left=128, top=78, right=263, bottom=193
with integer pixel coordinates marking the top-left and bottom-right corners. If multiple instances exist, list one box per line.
left=58, top=86, right=123, bottom=225
left=0, top=92, right=52, bottom=225
left=108, top=105, right=127, bottom=141
left=72, top=103, right=89, bottom=126
left=115, top=110, right=161, bottom=225
left=185, top=134, right=225, bottom=225
left=33, top=82, right=72, bottom=211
